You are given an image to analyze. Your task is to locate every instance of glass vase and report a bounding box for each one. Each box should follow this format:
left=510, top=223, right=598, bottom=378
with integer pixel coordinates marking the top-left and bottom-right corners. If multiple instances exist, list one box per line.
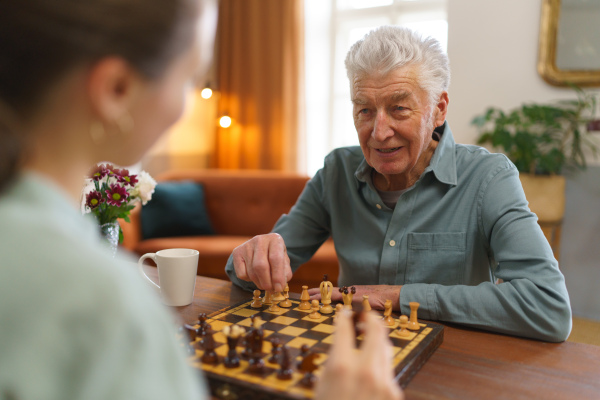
left=99, top=221, right=120, bottom=258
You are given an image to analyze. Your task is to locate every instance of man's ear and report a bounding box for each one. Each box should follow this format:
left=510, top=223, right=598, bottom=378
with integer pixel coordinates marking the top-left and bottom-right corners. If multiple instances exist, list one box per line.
left=87, top=57, right=142, bottom=122
left=433, top=91, right=449, bottom=127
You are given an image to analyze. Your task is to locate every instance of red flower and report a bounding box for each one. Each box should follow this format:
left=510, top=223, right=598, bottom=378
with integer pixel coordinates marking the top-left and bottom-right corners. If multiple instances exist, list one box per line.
left=85, top=191, right=104, bottom=209
left=116, top=168, right=138, bottom=186
left=105, top=184, right=129, bottom=206
left=90, top=163, right=116, bottom=181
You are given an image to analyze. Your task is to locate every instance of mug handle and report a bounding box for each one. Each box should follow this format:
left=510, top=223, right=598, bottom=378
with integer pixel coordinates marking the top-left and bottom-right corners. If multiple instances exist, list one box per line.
left=138, top=253, right=161, bottom=295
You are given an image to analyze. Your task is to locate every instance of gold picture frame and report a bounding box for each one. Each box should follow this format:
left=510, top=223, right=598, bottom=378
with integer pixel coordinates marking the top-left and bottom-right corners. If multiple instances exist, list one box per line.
left=538, top=0, right=600, bottom=87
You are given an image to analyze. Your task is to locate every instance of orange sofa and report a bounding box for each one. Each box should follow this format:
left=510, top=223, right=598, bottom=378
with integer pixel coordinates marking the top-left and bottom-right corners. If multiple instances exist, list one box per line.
left=120, top=169, right=339, bottom=292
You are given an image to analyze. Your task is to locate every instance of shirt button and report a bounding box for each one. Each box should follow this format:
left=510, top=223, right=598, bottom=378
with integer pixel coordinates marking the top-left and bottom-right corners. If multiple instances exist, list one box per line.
left=376, top=204, right=382, bottom=209
left=389, top=240, right=396, bottom=247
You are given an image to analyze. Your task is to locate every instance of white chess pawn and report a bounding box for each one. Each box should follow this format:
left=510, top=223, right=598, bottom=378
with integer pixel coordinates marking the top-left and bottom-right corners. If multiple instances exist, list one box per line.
left=309, top=299, right=321, bottom=319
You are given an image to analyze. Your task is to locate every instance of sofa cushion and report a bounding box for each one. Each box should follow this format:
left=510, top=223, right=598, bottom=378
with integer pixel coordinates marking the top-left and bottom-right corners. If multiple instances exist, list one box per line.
left=141, top=181, right=215, bottom=239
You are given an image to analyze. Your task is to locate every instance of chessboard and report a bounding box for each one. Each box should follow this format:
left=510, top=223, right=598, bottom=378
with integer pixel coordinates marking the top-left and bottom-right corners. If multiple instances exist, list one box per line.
left=180, top=297, right=444, bottom=400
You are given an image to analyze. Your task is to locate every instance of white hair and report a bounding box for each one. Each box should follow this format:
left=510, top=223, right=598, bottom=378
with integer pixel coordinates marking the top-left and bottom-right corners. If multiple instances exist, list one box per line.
left=345, top=26, right=450, bottom=104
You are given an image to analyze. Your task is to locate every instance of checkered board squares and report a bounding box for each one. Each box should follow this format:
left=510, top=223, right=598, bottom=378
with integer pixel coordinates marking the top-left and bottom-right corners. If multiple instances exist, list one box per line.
left=185, top=298, right=444, bottom=400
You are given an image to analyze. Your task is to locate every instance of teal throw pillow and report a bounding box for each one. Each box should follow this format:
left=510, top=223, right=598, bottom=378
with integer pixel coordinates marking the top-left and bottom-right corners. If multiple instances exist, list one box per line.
left=141, top=180, right=215, bottom=239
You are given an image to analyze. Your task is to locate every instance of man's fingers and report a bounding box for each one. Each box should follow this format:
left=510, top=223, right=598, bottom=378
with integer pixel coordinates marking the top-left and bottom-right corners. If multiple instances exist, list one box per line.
left=249, top=240, right=272, bottom=290
left=267, top=235, right=290, bottom=292
left=232, top=247, right=250, bottom=281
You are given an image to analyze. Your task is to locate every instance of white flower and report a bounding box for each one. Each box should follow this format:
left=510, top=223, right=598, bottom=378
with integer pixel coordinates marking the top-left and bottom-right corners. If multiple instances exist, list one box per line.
left=131, top=170, right=156, bottom=205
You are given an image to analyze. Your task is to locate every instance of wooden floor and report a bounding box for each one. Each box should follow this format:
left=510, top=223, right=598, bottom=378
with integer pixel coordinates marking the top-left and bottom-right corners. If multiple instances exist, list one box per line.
left=567, top=317, right=600, bottom=346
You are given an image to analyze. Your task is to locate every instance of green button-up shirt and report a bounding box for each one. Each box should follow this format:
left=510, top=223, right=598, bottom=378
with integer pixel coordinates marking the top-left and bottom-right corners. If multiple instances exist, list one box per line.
left=226, top=123, right=572, bottom=342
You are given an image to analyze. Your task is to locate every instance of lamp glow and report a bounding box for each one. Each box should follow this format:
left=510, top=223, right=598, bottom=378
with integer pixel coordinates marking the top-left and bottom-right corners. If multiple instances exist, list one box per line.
left=219, top=116, right=232, bottom=128
left=201, top=88, right=213, bottom=99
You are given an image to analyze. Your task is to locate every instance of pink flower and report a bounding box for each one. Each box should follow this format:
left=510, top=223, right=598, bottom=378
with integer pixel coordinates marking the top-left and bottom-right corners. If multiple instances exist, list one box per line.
left=116, top=169, right=138, bottom=186
left=105, top=184, right=129, bottom=206
left=85, top=191, right=104, bottom=209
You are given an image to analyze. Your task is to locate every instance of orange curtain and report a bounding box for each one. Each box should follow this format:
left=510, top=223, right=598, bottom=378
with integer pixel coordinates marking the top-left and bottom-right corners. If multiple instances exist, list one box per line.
left=213, top=0, right=304, bottom=171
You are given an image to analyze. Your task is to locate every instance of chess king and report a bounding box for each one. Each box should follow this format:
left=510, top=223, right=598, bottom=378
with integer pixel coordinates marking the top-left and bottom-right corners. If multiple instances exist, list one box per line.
left=226, top=25, right=572, bottom=343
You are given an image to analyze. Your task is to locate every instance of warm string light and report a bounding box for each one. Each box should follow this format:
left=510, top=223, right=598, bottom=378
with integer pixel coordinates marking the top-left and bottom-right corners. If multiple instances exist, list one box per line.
left=201, top=87, right=213, bottom=99
left=219, top=115, right=232, bottom=128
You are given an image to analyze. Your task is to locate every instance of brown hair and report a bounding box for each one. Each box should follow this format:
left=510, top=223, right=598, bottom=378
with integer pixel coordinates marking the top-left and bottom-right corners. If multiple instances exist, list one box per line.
left=0, top=0, right=200, bottom=191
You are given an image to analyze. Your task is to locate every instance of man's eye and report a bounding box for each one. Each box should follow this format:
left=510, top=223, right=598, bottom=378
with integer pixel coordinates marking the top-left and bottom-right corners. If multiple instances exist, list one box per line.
left=395, top=106, right=407, bottom=111
left=359, top=108, right=369, bottom=114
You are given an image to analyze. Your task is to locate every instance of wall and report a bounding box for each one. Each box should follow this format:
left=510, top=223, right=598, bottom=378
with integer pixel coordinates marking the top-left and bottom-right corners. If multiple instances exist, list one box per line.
left=447, top=0, right=600, bottom=320
left=142, top=89, right=217, bottom=177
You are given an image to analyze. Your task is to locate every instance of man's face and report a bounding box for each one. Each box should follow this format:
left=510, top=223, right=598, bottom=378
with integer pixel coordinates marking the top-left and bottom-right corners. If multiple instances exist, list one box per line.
left=351, top=65, right=446, bottom=179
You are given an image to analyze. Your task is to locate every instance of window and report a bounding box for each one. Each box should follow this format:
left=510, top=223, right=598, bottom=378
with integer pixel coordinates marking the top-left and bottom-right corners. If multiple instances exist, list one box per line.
left=304, top=0, right=447, bottom=176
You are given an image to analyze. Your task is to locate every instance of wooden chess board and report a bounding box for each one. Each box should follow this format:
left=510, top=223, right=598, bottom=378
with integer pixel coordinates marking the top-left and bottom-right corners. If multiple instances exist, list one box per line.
left=182, top=298, right=444, bottom=400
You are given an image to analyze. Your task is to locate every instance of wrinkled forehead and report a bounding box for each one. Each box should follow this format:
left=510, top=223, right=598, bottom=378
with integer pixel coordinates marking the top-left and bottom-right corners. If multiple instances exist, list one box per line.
left=350, top=64, right=425, bottom=99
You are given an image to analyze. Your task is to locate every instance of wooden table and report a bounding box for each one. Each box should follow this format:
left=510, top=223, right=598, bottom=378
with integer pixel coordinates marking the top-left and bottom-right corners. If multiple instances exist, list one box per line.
left=150, top=268, right=600, bottom=399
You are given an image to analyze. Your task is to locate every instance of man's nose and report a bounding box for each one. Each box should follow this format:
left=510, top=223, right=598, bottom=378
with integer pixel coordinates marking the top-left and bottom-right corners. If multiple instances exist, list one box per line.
left=371, top=110, right=394, bottom=141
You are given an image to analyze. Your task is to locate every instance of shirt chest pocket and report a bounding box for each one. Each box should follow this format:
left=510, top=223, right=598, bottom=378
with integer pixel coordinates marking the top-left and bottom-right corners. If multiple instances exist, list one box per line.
left=406, top=232, right=466, bottom=285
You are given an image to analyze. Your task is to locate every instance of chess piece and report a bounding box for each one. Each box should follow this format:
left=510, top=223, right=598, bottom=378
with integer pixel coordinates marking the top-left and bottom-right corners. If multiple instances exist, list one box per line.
left=396, top=315, right=410, bottom=337
left=339, top=286, right=356, bottom=310
left=309, top=299, right=321, bottom=319
left=182, top=323, right=197, bottom=341
left=407, top=301, right=420, bottom=331
left=298, top=285, right=311, bottom=310
left=383, top=299, right=395, bottom=326
left=298, top=352, right=320, bottom=388
left=272, top=290, right=285, bottom=302
left=279, top=284, right=292, bottom=308
left=333, top=303, right=344, bottom=321
left=268, top=337, right=283, bottom=364
left=223, top=324, right=244, bottom=368
left=362, top=295, right=371, bottom=312
left=276, top=345, right=293, bottom=380
left=197, top=313, right=209, bottom=334
left=319, top=274, right=334, bottom=314
left=200, top=327, right=218, bottom=365
left=262, top=290, right=273, bottom=305
left=251, top=290, right=263, bottom=308
left=246, top=316, right=265, bottom=373
left=267, top=297, right=281, bottom=312
left=196, top=314, right=212, bottom=349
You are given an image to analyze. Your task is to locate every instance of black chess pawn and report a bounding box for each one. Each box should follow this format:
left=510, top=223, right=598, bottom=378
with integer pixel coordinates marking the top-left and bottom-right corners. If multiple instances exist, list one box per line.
left=298, top=352, right=320, bottom=389
left=297, top=344, right=310, bottom=369
left=276, top=345, right=293, bottom=380
left=268, top=337, right=283, bottom=364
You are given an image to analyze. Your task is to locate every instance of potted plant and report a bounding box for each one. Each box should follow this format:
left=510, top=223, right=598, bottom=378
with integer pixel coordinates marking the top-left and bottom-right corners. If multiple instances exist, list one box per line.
left=471, top=87, right=598, bottom=257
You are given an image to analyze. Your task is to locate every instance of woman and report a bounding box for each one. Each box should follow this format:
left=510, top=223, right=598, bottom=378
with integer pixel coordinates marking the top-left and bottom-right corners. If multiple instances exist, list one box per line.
left=0, top=1, right=402, bottom=399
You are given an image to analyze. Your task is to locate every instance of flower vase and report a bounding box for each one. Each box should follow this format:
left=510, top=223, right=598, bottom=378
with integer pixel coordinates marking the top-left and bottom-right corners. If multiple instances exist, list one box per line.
left=99, top=221, right=120, bottom=258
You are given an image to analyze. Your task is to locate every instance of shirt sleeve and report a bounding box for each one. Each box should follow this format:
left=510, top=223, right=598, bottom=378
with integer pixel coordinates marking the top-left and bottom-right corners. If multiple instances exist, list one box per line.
left=225, top=169, right=332, bottom=290
left=400, top=162, right=572, bottom=342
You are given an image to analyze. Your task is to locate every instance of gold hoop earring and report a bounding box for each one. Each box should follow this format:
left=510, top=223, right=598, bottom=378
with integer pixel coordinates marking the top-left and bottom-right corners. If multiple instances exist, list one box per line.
left=116, top=112, right=134, bottom=136
left=89, top=121, right=106, bottom=145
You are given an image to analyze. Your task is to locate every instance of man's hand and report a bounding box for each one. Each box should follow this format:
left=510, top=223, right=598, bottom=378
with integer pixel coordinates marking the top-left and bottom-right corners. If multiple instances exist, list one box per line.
left=231, top=233, right=292, bottom=292
left=308, top=285, right=402, bottom=312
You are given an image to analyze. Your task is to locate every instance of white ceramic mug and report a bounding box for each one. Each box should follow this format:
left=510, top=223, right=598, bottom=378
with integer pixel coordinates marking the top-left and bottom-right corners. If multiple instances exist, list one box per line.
left=138, top=248, right=199, bottom=306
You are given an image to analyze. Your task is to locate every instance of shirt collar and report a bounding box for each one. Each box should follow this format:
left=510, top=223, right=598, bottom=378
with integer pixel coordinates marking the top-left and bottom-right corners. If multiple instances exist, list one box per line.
left=354, top=121, right=458, bottom=187
left=428, top=122, right=457, bottom=186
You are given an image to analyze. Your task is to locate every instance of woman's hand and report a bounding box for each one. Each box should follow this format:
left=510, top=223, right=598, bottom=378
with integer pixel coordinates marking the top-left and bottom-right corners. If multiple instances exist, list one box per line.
left=314, top=310, right=404, bottom=400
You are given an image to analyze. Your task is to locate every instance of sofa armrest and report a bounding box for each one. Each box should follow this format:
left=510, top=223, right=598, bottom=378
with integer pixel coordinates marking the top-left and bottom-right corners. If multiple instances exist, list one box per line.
left=119, top=203, right=142, bottom=252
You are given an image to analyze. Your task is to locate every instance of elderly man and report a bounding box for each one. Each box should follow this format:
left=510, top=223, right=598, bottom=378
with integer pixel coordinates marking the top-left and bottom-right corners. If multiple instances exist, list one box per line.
left=225, top=26, right=571, bottom=342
